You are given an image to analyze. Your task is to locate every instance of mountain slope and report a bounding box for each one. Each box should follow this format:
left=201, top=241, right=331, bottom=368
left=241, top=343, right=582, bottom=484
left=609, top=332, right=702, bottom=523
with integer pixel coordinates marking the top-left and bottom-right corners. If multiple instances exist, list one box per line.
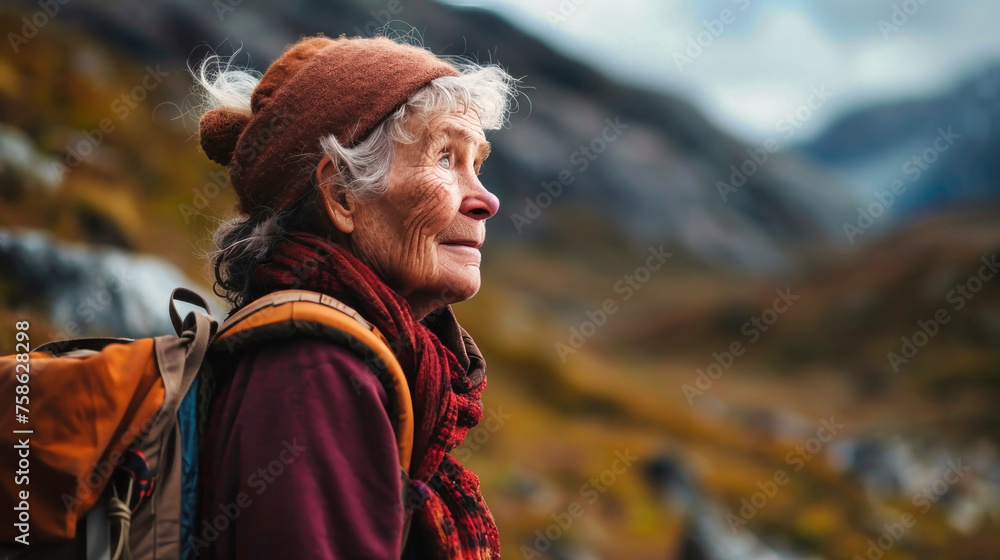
left=22, top=0, right=855, bottom=272
left=801, top=63, right=1000, bottom=223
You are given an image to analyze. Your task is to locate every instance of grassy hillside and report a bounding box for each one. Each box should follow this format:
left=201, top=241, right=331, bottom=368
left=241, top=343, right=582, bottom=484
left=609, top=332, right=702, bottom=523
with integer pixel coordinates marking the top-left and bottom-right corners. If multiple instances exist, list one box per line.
left=3, top=8, right=999, bottom=558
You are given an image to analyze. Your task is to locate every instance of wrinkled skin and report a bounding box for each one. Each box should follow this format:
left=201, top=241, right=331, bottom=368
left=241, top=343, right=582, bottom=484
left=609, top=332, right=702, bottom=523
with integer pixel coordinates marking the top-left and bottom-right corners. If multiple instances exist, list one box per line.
left=318, top=108, right=499, bottom=320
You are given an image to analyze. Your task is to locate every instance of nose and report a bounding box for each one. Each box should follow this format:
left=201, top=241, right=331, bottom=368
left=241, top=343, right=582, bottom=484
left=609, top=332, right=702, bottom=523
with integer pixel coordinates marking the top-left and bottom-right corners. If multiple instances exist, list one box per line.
left=460, top=176, right=500, bottom=220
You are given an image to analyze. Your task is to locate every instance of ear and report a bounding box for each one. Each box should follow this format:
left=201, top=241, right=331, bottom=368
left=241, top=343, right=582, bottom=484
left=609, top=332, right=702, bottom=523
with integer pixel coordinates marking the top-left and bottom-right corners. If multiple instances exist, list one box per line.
left=316, top=155, right=355, bottom=234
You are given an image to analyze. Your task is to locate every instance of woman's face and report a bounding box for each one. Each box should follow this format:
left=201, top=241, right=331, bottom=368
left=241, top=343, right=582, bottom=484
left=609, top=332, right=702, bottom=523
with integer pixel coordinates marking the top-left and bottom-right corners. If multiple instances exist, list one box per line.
left=342, top=108, right=499, bottom=319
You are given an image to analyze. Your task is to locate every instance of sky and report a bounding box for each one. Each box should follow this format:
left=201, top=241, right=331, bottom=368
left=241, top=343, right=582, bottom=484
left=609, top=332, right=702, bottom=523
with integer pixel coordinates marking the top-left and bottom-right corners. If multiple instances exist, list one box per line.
left=440, top=0, right=1000, bottom=145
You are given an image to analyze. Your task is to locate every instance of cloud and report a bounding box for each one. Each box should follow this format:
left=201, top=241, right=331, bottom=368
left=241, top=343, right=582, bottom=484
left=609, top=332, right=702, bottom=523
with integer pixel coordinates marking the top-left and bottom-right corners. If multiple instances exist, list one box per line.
left=441, top=0, right=1000, bottom=143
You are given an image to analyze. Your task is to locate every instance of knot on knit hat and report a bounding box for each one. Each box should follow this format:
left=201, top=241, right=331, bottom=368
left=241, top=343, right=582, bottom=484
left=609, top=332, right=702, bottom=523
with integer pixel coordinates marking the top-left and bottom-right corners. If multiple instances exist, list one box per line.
left=196, top=34, right=461, bottom=217
left=198, top=107, right=252, bottom=165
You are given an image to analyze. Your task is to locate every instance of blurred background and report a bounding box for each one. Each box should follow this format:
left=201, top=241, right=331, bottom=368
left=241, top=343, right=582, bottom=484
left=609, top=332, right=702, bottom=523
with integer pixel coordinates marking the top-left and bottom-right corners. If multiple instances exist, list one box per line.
left=2, top=0, right=999, bottom=558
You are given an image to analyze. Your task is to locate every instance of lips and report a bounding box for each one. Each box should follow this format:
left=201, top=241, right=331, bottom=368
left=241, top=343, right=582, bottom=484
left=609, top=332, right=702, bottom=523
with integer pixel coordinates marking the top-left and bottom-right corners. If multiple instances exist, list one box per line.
left=440, top=239, right=483, bottom=249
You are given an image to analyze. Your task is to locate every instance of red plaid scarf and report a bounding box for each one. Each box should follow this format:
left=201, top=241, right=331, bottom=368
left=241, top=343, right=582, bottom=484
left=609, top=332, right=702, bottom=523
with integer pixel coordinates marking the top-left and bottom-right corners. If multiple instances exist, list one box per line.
left=249, top=231, right=501, bottom=559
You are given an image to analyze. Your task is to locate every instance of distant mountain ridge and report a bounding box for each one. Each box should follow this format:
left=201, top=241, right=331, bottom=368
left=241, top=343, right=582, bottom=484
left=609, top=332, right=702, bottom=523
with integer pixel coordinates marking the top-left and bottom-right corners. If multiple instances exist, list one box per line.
left=801, top=63, right=1000, bottom=222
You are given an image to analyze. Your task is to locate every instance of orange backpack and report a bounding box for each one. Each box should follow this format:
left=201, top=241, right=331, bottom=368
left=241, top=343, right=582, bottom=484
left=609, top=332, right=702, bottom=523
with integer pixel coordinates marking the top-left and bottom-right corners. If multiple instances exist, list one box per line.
left=0, top=288, right=412, bottom=560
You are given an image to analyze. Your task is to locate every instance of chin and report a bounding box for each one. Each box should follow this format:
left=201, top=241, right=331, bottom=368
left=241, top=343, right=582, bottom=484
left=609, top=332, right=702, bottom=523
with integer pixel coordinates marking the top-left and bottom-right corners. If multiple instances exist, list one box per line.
left=446, top=280, right=480, bottom=303
left=440, top=271, right=481, bottom=304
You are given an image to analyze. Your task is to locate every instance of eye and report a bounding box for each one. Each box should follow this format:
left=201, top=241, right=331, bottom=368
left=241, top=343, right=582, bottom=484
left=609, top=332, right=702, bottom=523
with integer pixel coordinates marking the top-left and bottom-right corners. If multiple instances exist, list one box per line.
left=438, top=155, right=451, bottom=170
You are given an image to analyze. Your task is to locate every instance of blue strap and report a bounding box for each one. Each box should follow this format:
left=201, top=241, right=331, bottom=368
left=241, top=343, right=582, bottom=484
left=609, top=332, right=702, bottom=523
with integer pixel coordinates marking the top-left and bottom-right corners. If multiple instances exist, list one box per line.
left=178, top=376, right=200, bottom=560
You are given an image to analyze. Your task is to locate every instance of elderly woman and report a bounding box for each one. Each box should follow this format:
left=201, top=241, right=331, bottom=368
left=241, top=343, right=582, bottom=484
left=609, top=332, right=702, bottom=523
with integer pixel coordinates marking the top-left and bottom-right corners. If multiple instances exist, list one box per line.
left=193, top=35, right=515, bottom=559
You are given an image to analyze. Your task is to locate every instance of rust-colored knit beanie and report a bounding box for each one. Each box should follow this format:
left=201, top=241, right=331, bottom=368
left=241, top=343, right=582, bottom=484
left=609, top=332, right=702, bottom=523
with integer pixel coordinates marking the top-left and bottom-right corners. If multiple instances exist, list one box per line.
left=198, top=35, right=460, bottom=216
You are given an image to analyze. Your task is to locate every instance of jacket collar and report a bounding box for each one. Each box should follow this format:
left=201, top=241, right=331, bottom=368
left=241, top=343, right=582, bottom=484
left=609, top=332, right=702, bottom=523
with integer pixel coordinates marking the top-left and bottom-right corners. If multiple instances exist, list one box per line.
left=420, top=305, right=486, bottom=389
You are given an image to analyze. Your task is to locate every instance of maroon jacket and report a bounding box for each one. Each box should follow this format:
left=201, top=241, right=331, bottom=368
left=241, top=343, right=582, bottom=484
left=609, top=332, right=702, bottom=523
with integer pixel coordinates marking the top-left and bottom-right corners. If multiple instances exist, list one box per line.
left=198, top=337, right=405, bottom=559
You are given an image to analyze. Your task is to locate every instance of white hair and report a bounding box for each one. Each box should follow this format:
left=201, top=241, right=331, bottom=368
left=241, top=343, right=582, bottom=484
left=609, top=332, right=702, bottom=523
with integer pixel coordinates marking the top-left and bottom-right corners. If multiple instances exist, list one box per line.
left=190, top=49, right=260, bottom=114
left=190, top=40, right=520, bottom=308
left=193, top=50, right=517, bottom=199
left=318, top=61, right=517, bottom=198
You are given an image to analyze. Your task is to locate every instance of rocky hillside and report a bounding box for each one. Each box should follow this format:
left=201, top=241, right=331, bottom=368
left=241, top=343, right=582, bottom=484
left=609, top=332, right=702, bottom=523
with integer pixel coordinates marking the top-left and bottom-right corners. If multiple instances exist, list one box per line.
left=3, top=2, right=1000, bottom=559
left=8, top=0, right=855, bottom=272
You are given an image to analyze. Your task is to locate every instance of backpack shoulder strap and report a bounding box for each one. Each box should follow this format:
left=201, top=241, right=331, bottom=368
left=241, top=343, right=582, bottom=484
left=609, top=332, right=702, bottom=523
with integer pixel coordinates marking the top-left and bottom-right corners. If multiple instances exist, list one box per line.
left=210, top=289, right=414, bottom=474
